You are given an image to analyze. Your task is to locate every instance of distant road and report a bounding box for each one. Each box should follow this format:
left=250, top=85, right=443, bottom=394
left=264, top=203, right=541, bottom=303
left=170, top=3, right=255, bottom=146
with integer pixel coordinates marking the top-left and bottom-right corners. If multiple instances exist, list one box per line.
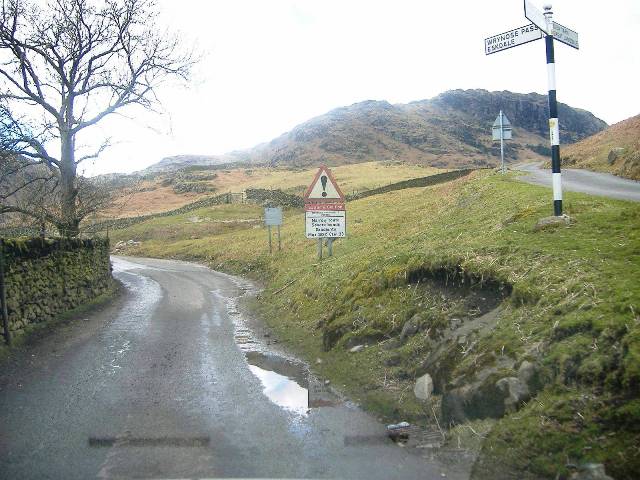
left=516, top=162, right=640, bottom=202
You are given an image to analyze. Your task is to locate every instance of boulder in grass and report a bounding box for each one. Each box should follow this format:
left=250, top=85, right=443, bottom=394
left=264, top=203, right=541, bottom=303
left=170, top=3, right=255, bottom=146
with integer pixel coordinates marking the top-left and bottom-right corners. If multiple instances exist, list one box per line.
left=414, top=373, right=434, bottom=401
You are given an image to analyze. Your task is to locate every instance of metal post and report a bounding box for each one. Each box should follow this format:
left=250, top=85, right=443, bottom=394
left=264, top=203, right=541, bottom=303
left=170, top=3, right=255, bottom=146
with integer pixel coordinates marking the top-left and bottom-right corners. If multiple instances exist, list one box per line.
left=544, top=5, right=563, bottom=216
left=317, top=238, right=323, bottom=260
left=499, top=110, right=505, bottom=174
left=327, top=238, right=333, bottom=257
left=0, top=239, right=11, bottom=346
left=277, top=225, right=281, bottom=251
left=268, top=225, right=272, bottom=254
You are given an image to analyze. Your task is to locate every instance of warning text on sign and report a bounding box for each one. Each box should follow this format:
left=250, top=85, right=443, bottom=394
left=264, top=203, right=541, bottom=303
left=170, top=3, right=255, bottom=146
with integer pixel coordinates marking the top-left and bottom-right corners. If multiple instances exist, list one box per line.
left=305, top=210, right=346, bottom=239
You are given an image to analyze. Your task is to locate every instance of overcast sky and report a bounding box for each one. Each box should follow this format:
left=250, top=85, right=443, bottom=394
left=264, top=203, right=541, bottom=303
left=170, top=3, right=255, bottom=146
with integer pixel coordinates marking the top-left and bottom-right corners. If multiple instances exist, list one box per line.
left=81, top=0, right=640, bottom=176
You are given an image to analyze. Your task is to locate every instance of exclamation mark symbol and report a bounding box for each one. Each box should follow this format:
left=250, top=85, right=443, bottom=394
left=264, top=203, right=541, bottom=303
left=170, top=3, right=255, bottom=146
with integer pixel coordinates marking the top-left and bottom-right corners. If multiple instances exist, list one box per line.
left=320, top=175, right=328, bottom=197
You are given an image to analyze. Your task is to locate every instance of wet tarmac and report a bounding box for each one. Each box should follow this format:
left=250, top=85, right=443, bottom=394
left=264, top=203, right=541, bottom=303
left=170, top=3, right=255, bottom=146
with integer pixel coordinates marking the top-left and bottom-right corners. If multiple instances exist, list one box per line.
left=0, top=256, right=471, bottom=479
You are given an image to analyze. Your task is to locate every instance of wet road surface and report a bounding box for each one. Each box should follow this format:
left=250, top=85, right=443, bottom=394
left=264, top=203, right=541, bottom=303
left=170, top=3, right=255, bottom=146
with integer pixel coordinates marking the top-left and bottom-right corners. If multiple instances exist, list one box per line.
left=0, top=256, right=468, bottom=479
left=516, top=162, right=640, bottom=202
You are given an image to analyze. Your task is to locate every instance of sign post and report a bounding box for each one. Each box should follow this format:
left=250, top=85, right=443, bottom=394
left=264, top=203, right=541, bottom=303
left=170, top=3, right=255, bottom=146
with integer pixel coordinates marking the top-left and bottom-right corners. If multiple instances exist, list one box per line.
left=264, top=207, right=283, bottom=254
left=492, top=111, right=512, bottom=174
left=303, top=166, right=346, bottom=259
left=485, top=2, right=579, bottom=216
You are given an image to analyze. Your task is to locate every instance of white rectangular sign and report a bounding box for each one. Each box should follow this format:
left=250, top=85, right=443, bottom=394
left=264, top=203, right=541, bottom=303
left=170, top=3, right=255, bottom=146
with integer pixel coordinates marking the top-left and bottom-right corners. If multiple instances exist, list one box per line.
left=305, top=210, right=346, bottom=239
left=552, top=22, right=579, bottom=49
left=264, top=207, right=283, bottom=226
left=485, top=24, right=543, bottom=55
left=492, top=127, right=512, bottom=141
left=524, top=0, right=548, bottom=33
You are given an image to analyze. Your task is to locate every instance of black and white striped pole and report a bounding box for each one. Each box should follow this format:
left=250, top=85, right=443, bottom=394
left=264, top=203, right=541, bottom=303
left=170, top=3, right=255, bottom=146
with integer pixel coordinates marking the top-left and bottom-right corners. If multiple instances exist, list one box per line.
left=544, top=4, right=563, bottom=216
left=485, top=1, right=579, bottom=217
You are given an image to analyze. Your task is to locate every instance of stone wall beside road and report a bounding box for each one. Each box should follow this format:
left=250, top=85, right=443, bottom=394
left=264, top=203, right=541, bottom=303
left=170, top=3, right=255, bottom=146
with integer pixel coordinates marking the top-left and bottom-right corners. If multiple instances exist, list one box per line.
left=1, top=237, right=113, bottom=335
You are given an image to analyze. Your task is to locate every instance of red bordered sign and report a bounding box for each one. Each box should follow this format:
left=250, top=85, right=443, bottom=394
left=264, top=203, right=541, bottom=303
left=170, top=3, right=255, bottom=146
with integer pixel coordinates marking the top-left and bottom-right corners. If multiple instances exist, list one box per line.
left=303, top=165, right=345, bottom=203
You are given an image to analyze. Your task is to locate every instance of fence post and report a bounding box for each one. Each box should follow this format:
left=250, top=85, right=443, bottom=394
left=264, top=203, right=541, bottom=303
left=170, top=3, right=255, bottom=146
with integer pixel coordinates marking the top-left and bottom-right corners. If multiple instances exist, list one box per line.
left=0, top=238, right=11, bottom=346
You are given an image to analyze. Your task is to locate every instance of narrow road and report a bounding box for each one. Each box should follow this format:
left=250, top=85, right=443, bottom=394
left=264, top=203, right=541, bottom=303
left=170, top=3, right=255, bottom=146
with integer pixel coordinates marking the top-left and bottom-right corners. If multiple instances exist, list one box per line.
left=0, top=257, right=466, bottom=479
left=516, top=162, right=640, bottom=202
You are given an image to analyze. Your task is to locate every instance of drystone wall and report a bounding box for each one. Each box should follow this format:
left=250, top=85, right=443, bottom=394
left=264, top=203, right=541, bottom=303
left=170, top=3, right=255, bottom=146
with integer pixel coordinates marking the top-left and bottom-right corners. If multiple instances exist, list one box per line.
left=1, top=237, right=112, bottom=335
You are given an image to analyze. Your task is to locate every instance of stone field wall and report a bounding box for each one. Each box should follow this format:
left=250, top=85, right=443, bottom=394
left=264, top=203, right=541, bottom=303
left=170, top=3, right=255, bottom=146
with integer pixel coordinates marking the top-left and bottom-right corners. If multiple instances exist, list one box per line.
left=1, top=237, right=113, bottom=335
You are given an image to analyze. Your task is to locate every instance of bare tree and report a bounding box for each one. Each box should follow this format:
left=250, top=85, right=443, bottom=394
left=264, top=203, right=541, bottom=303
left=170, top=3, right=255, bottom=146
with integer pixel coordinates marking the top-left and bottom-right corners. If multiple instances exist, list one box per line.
left=0, top=0, right=193, bottom=236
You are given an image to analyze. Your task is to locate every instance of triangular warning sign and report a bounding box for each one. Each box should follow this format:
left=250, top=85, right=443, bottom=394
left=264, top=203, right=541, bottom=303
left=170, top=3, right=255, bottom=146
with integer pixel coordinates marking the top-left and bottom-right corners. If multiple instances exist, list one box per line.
left=493, top=113, right=511, bottom=127
left=303, top=165, right=345, bottom=202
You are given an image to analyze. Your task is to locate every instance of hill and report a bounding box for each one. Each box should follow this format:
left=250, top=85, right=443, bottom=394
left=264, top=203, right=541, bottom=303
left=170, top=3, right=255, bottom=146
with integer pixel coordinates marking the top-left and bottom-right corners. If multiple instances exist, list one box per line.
left=142, top=154, right=235, bottom=174
left=560, top=114, right=640, bottom=180
left=143, top=89, right=607, bottom=173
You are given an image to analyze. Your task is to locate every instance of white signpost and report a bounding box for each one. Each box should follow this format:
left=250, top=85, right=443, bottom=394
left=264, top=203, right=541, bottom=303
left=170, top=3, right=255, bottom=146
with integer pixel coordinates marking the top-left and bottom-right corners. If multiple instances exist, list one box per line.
left=484, top=24, right=543, bottom=55
left=524, top=0, right=548, bottom=32
left=264, top=207, right=283, bottom=254
left=552, top=22, right=579, bottom=49
left=303, top=166, right=346, bottom=259
left=264, top=207, right=282, bottom=226
left=492, top=111, right=512, bottom=174
left=485, top=2, right=580, bottom=216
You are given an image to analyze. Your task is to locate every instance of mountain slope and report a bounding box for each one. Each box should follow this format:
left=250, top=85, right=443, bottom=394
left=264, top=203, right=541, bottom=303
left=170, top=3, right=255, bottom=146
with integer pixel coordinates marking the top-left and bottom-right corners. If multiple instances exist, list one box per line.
left=145, top=89, right=607, bottom=172
left=560, top=114, right=640, bottom=180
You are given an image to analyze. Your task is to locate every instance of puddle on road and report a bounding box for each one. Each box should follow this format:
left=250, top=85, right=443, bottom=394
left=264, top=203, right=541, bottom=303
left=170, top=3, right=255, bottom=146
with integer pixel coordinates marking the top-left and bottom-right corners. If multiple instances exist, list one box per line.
left=245, top=352, right=310, bottom=415
left=243, top=352, right=339, bottom=416
left=213, top=276, right=339, bottom=416
left=247, top=361, right=308, bottom=415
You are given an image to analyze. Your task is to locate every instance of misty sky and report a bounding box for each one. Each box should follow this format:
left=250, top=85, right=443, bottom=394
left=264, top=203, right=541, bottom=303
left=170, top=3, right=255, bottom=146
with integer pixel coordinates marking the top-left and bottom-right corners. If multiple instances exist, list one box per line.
left=79, top=0, right=640, bottom=176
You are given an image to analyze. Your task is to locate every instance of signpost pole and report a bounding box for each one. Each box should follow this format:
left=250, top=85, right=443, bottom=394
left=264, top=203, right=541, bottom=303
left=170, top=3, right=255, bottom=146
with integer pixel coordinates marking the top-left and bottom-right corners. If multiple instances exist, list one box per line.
left=317, top=238, right=323, bottom=260
left=327, top=238, right=333, bottom=257
left=277, top=225, right=281, bottom=251
left=499, top=110, right=505, bottom=174
left=544, top=4, right=563, bottom=216
left=268, top=225, right=272, bottom=254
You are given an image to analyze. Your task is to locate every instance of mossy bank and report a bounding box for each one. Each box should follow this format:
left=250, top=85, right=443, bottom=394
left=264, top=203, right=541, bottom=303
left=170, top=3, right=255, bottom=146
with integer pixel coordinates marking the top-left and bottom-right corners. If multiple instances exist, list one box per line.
left=117, top=170, right=640, bottom=479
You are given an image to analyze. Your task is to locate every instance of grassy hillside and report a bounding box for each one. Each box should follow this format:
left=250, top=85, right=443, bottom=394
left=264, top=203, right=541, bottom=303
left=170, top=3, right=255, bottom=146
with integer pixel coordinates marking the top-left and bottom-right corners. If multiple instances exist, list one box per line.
left=113, top=170, right=639, bottom=479
left=561, top=114, right=640, bottom=180
left=103, top=162, right=443, bottom=219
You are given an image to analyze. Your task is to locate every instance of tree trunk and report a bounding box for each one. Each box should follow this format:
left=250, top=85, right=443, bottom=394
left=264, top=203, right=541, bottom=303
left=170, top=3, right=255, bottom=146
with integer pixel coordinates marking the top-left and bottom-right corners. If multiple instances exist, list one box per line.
left=60, top=130, right=79, bottom=237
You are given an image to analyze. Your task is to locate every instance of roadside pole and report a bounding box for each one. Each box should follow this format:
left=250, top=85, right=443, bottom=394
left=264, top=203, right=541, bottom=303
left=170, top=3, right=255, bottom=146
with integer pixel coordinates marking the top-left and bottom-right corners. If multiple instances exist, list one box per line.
left=492, top=111, right=511, bottom=172
left=317, top=238, right=323, bottom=260
left=544, top=5, right=563, bottom=216
left=264, top=207, right=283, bottom=254
left=0, top=239, right=11, bottom=346
left=485, top=1, right=578, bottom=217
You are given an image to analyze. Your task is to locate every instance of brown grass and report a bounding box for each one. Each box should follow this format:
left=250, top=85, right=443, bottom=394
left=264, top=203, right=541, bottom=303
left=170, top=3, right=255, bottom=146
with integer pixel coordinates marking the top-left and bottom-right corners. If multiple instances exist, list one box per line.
left=561, top=114, right=640, bottom=180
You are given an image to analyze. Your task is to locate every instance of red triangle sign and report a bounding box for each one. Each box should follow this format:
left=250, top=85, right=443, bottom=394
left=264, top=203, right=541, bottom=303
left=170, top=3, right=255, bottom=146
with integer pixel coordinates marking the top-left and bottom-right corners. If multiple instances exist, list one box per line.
left=303, top=165, right=345, bottom=203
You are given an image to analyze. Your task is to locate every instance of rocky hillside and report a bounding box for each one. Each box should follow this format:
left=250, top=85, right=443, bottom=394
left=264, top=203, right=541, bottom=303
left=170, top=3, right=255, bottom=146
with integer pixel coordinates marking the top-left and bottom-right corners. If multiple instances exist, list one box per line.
left=560, top=114, right=640, bottom=180
left=144, top=89, right=607, bottom=172
left=142, top=155, right=234, bottom=173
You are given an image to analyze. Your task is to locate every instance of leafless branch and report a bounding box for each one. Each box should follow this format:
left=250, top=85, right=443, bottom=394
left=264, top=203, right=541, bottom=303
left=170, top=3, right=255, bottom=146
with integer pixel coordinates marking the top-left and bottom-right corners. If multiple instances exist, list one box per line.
left=0, top=0, right=195, bottom=235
